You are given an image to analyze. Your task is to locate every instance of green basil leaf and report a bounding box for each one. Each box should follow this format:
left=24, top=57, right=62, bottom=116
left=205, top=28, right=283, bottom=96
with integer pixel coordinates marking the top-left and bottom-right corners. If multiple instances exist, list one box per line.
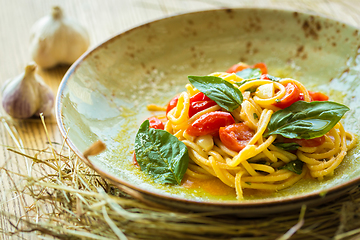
left=188, top=75, right=243, bottom=112
left=134, top=120, right=189, bottom=185
left=265, top=101, right=349, bottom=139
left=236, top=74, right=281, bottom=86
left=280, top=160, right=303, bottom=174
left=235, top=68, right=262, bottom=79
left=273, top=142, right=301, bottom=151
left=236, top=79, right=254, bottom=86
left=265, top=74, right=282, bottom=82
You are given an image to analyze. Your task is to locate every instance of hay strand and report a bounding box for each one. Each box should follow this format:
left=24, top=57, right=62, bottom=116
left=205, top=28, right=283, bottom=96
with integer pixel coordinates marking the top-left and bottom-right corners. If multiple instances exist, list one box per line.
left=1, top=120, right=360, bottom=240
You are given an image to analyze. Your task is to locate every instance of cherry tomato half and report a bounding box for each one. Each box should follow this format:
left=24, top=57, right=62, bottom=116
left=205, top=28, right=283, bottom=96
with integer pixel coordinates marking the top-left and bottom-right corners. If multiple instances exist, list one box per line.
left=252, top=62, right=268, bottom=74
left=309, top=91, right=329, bottom=101
left=282, top=135, right=326, bottom=148
left=190, top=92, right=212, bottom=102
left=166, top=95, right=179, bottom=115
left=186, top=111, right=235, bottom=136
left=298, top=92, right=305, bottom=101
left=189, top=101, right=217, bottom=118
left=219, top=123, right=254, bottom=152
left=132, top=152, right=139, bottom=167
left=273, top=83, right=301, bottom=109
left=226, top=62, right=250, bottom=73
left=148, top=116, right=164, bottom=130
left=226, top=62, right=268, bottom=74
left=260, top=74, right=270, bottom=80
left=295, top=136, right=326, bottom=147
left=189, top=92, right=217, bottom=117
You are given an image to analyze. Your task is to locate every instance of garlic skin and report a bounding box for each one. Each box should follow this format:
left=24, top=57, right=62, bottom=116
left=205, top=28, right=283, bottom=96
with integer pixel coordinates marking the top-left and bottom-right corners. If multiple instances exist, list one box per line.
left=29, top=6, right=90, bottom=68
left=1, top=63, right=54, bottom=119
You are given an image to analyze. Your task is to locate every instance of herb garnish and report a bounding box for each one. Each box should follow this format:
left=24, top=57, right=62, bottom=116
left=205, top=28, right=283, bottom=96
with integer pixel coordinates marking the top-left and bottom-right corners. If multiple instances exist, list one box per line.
left=266, top=74, right=281, bottom=82
left=265, top=101, right=349, bottom=139
left=235, top=68, right=262, bottom=79
left=188, top=75, right=243, bottom=112
left=273, top=142, right=301, bottom=151
left=280, top=160, right=304, bottom=174
left=134, top=120, right=189, bottom=185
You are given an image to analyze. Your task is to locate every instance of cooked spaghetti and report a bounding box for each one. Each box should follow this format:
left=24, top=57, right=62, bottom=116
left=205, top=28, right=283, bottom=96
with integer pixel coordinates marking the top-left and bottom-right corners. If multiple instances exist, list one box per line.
left=140, top=62, right=357, bottom=200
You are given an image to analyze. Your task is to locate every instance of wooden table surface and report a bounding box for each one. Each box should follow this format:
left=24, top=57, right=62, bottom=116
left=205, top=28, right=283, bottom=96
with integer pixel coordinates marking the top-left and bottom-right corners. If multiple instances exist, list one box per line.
left=1, top=0, right=360, bottom=239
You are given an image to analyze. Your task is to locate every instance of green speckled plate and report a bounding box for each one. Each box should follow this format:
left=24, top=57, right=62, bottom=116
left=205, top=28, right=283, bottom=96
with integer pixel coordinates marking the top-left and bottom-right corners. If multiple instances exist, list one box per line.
left=56, top=8, right=360, bottom=215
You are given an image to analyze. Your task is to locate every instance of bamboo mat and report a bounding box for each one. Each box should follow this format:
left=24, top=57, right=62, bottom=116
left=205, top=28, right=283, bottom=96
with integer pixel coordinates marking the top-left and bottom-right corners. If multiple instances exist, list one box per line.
left=1, top=0, right=360, bottom=239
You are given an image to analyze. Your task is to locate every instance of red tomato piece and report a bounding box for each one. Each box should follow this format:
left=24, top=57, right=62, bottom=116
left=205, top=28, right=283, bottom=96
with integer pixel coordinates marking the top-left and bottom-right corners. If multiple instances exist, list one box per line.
left=189, top=101, right=217, bottom=118
left=285, top=135, right=326, bottom=147
left=298, top=92, right=305, bottom=101
left=148, top=116, right=164, bottom=130
left=273, top=83, right=301, bottom=109
left=186, top=111, right=235, bottom=136
left=226, top=62, right=250, bottom=73
left=309, top=91, right=329, bottom=101
left=226, top=62, right=268, bottom=74
left=219, top=123, right=254, bottom=152
left=189, top=92, right=217, bottom=117
left=190, top=92, right=212, bottom=102
left=166, top=95, right=179, bottom=115
left=132, top=152, right=139, bottom=167
left=260, top=74, right=270, bottom=80
left=252, top=62, right=268, bottom=74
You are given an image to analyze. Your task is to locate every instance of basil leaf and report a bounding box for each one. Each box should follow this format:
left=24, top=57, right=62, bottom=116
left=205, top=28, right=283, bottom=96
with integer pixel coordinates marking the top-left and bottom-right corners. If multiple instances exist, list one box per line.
left=235, top=68, right=262, bottom=79
left=265, top=74, right=281, bottom=82
left=265, top=101, right=349, bottom=139
left=280, top=160, right=303, bottom=174
left=236, top=79, right=255, bottom=86
left=188, top=75, right=243, bottom=112
left=134, top=120, right=189, bottom=185
left=273, top=142, right=301, bottom=151
left=235, top=74, right=280, bottom=88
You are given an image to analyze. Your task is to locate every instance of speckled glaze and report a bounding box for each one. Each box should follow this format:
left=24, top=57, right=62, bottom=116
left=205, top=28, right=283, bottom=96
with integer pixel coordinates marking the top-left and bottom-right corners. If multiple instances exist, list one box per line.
left=56, top=8, right=360, bottom=216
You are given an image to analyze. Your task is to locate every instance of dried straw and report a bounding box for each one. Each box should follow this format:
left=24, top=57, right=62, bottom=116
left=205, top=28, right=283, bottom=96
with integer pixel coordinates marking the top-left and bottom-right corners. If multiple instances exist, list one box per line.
left=1, top=119, right=360, bottom=240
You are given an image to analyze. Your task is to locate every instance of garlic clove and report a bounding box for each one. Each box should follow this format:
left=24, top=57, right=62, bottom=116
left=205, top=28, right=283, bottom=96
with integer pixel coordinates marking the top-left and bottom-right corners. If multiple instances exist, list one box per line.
left=1, top=63, right=54, bottom=119
left=256, top=83, right=274, bottom=99
left=195, top=135, right=214, bottom=152
left=29, top=6, right=90, bottom=69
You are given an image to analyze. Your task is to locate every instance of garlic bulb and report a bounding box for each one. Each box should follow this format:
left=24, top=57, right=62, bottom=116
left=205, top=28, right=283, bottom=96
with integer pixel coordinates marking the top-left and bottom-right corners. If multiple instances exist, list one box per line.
left=29, top=6, right=90, bottom=68
left=1, top=63, right=54, bottom=119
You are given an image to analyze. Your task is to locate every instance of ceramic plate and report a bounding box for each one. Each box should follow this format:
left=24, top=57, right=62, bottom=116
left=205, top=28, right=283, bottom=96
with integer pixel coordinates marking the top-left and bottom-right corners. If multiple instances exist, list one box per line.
left=56, top=8, right=360, bottom=215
